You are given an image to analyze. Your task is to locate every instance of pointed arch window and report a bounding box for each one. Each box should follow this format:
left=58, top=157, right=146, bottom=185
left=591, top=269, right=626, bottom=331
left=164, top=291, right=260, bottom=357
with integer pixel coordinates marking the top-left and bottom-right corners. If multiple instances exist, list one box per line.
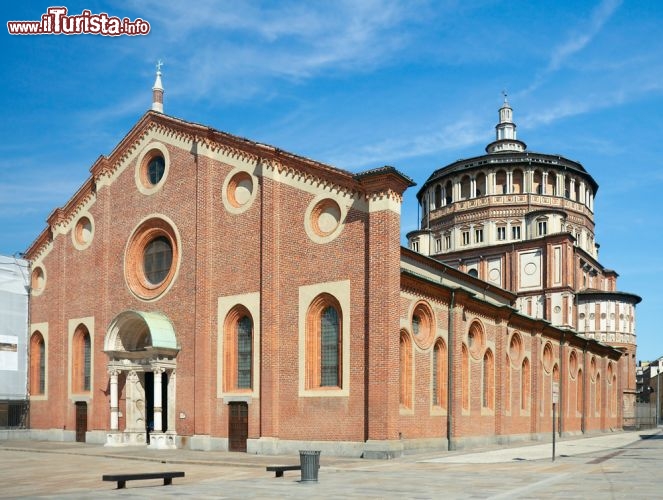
left=521, top=358, right=530, bottom=411
left=577, top=368, right=584, bottom=413
left=72, top=325, right=91, bottom=393
left=224, top=306, right=254, bottom=391
left=432, top=339, right=447, bottom=409
left=306, top=294, right=342, bottom=389
left=461, top=344, right=469, bottom=410
left=595, top=372, right=601, bottom=415
left=30, top=332, right=46, bottom=395
left=400, top=330, right=412, bottom=409
left=483, top=349, right=494, bottom=410
left=320, top=306, right=340, bottom=387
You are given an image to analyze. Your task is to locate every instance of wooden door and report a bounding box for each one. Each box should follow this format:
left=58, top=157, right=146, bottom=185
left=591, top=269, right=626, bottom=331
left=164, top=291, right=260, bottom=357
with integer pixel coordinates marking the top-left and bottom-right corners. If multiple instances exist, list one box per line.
left=75, top=402, right=87, bottom=442
left=228, top=402, right=248, bottom=452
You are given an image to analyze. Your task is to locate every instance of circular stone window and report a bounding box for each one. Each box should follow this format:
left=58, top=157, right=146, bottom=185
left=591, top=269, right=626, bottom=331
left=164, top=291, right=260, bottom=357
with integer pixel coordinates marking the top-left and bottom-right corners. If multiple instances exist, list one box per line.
left=411, top=301, right=435, bottom=349
left=305, top=197, right=345, bottom=244
left=135, top=142, right=170, bottom=195
left=72, top=215, right=94, bottom=249
left=31, top=266, right=46, bottom=295
left=125, top=217, right=180, bottom=301
left=146, top=155, right=165, bottom=185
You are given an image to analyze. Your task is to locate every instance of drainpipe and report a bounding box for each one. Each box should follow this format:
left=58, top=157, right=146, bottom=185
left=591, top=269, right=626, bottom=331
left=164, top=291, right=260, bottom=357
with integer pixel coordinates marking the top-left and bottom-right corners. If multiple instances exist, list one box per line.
left=447, top=290, right=456, bottom=451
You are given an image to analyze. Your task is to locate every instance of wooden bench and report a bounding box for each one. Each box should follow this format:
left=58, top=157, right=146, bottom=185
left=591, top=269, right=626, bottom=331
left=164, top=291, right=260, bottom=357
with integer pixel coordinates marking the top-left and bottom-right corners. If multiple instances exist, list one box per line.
left=102, top=471, right=185, bottom=489
left=266, top=465, right=301, bottom=478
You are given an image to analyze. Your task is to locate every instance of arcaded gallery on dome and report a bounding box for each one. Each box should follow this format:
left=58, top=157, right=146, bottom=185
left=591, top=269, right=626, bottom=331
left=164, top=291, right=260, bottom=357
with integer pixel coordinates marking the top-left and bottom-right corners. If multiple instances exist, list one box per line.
left=24, top=72, right=639, bottom=458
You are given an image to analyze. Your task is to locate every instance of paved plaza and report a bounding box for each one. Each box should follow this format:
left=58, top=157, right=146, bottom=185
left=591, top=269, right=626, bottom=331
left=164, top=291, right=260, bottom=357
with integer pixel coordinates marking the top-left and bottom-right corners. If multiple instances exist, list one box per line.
left=1, top=428, right=661, bottom=499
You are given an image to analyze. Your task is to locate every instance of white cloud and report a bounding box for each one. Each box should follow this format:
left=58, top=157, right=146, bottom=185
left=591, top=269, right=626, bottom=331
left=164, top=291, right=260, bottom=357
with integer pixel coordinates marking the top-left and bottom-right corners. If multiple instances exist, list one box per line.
left=522, top=0, right=622, bottom=95
left=122, top=0, right=422, bottom=101
left=325, top=117, right=487, bottom=168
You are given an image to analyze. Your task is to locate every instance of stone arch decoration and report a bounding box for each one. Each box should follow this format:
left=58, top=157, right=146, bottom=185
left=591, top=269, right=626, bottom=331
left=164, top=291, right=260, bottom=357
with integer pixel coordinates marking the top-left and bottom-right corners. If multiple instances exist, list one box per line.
left=103, top=310, right=180, bottom=449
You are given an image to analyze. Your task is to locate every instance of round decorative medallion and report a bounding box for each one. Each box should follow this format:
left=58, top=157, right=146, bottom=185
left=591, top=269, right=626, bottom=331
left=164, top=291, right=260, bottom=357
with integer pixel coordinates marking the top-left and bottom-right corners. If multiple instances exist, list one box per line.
left=569, top=350, right=578, bottom=379
left=73, top=215, right=94, bottom=250
left=304, top=197, right=345, bottom=244
left=524, top=262, right=537, bottom=275
left=222, top=168, right=258, bottom=214
left=468, top=321, right=485, bottom=360
left=488, top=268, right=501, bottom=283
left=312, top=199, right=341, bottom=236
left=411, top=301, right=435, bottom=350
left=227, top=171, right=254, bottom=208
left=542, top=342, right=554, bottom=373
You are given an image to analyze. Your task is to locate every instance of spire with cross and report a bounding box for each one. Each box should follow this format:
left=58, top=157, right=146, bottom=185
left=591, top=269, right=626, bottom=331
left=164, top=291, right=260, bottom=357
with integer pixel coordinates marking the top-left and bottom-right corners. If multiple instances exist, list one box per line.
left=152, top=60, right=164, bottom=113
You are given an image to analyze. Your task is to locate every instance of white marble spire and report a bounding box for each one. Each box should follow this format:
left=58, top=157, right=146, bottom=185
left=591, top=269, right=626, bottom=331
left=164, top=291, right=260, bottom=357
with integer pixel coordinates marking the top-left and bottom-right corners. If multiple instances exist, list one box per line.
left=152, top=60, right=164, bottom=113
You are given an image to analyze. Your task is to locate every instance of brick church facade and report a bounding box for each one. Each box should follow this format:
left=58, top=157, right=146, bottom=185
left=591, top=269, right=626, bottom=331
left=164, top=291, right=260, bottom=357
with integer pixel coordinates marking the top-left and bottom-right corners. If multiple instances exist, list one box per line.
left=24, top=72, right=632, bottom=457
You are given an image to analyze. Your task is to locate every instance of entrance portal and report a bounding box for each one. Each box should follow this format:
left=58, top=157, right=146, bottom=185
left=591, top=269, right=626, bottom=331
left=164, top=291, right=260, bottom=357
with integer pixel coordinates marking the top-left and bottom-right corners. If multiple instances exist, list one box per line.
left=103, top=311, right=180, bottom=449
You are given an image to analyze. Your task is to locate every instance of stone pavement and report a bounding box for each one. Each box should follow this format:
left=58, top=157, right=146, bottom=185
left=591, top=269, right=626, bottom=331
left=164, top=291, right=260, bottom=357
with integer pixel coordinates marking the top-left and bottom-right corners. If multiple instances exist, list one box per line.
left=1, top=428, right=661, bottom=499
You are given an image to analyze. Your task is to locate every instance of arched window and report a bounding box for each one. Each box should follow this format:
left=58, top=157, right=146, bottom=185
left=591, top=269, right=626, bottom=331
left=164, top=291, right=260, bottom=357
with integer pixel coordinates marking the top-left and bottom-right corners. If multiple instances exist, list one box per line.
left=476, top=172, right=486, bottom=197
left=577, top=368, right=584, bottom=413
left=512, top=169, right=524, bottom=194
left=434, top=185, right=442, bottom=209
left=460, top=175, right=471, bottom=200
left=483, top=349, right=494, bottom=410
left=224, top=307, right=254, bottom=391
left=72, top=324, right=91, bottom=393
left=237, top=315, right=253, bottom=389
left=461, top=344, right=469, bottom=410
left=595, top=372, right=601, bottom=415
left=496, top=170, right=507, bottom=194
left=611, top=374, right=618, bottom=416
left=445, top=180, right=453, bottom=204
left=400, top=330, right=412, bottom=408
left=533, top=170, right=543, bottom=194
left=521, top=358, right=530, bottom=411
left=320, top=307, right=339, bottom=387
left=306, top=294, right=342, bottom=389
left=30, top=332, right=45, bottom=395
left=546, top=172, right=556, bottom=196
left=432, top=339, right=447, bottom=409
left=505, top=355, right=511, bottom=412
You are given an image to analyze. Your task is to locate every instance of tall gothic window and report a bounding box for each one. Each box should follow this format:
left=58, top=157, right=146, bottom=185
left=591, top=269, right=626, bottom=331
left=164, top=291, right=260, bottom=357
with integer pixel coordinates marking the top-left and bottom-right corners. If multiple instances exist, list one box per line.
left=305, top=294, right=342, bottom=389
left=224, top=307, right=254, bottom=392
left=72, top=325, right=91, bottom=393
left=320, top=307, right=340, bottom=387
left=400, top=330, right=412, bottom=408
left=237, top=316, right=252, bottom=389
left=432, top=339, right=447, bottom=409
left=30, top=332, right=45, bottom=395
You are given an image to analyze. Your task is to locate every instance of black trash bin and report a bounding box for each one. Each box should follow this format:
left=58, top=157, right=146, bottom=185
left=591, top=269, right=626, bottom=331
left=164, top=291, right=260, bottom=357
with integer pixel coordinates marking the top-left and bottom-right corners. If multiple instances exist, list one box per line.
left=299, top=450, right=321, bottom=483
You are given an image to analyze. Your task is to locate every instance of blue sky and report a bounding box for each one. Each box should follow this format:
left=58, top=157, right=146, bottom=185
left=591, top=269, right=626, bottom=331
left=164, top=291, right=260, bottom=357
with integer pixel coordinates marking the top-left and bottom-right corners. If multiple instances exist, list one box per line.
left=2, top=1, right=662, bottom=361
